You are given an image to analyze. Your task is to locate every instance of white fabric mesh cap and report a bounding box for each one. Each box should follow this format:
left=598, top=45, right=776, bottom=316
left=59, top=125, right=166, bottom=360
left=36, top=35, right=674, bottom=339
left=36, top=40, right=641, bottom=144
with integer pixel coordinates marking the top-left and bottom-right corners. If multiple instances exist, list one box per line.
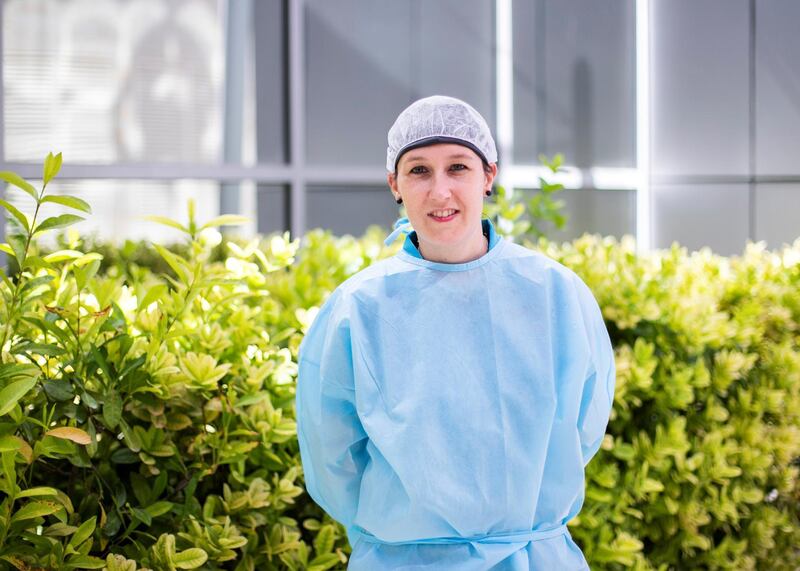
left=386, top=95, right=498, bottom=172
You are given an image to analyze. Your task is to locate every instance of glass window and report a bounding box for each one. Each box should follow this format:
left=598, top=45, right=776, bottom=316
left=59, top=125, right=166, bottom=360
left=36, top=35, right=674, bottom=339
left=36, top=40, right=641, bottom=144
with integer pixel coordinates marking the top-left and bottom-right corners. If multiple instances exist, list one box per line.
left=253, top=0, right=287, bottom=165
left=256, top=185, right=289, bottom=235
left=650, top=0, right=749, bottom=177
left=513, top=0, right=636, bottom=168
left=513, top=187, right=635, bottom=242
left=3, top=0, right=225, bottom=164
left=755, top=0, right=800, bottom=176
left=304, top=0, right=495, bottom=167
left=5, top=179, right=220, bottom=247
left=653, top=184, right=750, bottom=255
left=306, top=186, right=399, bottom=237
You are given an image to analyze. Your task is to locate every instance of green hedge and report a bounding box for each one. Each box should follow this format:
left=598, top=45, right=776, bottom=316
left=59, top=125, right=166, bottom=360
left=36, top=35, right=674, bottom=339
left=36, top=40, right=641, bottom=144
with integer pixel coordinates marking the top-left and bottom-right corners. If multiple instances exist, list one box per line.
left=0, top=160, right=798, bottom=569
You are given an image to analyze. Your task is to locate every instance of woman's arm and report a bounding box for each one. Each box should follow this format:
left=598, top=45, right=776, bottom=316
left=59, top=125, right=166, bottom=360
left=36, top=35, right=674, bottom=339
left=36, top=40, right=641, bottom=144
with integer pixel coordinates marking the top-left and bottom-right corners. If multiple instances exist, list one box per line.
left=573, top=276, right=617, bottom=467
left=296, top=290, right=369, bottom=541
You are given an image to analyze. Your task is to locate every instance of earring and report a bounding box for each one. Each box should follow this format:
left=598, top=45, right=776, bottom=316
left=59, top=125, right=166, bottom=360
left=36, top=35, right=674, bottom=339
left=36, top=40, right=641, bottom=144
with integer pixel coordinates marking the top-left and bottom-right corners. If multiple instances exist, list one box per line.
left=485, top=189, right=492, bottom=197
left=396, top=196, right=403, bottom=204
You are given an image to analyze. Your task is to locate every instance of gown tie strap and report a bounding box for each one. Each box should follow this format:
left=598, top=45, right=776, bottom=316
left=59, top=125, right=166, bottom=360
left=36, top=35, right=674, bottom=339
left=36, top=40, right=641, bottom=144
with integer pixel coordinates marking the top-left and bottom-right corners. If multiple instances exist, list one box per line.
left=384, top=216, right=413, bottom=246
left=354, top=523, right=569, bottom=546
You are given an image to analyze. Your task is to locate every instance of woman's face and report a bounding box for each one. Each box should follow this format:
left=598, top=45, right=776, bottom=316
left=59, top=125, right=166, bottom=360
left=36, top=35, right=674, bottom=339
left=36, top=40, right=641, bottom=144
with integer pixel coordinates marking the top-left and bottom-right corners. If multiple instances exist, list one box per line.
left=388, top=143, right=497, bottom=260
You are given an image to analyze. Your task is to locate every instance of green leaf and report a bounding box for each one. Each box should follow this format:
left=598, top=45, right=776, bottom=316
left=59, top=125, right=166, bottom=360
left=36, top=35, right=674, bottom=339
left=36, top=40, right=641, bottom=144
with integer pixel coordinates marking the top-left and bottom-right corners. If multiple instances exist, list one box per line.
left=73, top=252, right=103, bottom=267
left=152, top=244, right=189, bottom=282
left=0, top=363, right=39, bottom=382
left=131, top=506, right=152, bottom=526
left=144, top=215, right=189, bottom=234
left=42, top=196, right=90, bottom=216
left=130, top=473, right=151, bottom=506
left=313, top=524, right=335, bottom=555
left=73, top=259, right=100, bottom=290
left=0, top=435, right=21, bottom=453
left=144, top=501, right=173, bottom=518
left=43, top=152, right=63, bottom=186
left=63, top=555, right=106, bottom=569
left=91, top=346, right=113, bottom=382
left=43, top=522, right=79, bottom=537
left=13, top=342, right=67, bottom=357
left=68, top=516, right=96, bottom=550
left=308, top=553, right=341, bottom=571
left=33, top=213, right=84, bottom=235
left=200, top=214, right=249, bottom=230
left=7, top=233, right=27, bottom=264
left=0, top=378, right=38, bottom=416
left=139, top=284, right=168, bottom=310
left=103, top=390, right=123, bottom=429
left=11, top=500, right=60, bottom=522
left=0, top=198, right=30, bottom=232
left=43, top=249, right=84, bottom=263
left=0, top=171, right=38, bottom=200
left=16, top=486, right=59, bottom=499
left=103, top=554, right=137, bottom=571
left=43, top=379, right=75, bottom=402
left=173, top=548, right=208, bottom=569
left=19, top=274, right=55, bottom=295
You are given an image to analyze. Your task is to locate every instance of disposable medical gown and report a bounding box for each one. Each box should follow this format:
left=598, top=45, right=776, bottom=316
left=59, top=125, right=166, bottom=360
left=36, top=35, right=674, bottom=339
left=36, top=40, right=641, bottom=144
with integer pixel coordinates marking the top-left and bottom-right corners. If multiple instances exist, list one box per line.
left=296, top=219, right=616, bottom=570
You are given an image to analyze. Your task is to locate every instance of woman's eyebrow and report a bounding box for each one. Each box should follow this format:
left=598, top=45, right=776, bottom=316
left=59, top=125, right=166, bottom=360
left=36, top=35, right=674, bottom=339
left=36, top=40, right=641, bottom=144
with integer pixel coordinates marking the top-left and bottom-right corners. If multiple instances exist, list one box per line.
left=404, top=153, right=474, bottom=163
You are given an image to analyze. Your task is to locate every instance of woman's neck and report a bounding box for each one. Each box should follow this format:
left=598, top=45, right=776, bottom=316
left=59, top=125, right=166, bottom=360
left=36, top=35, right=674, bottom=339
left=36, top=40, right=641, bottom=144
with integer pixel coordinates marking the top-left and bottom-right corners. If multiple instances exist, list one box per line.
left=417, top=226, right=489, bottom=263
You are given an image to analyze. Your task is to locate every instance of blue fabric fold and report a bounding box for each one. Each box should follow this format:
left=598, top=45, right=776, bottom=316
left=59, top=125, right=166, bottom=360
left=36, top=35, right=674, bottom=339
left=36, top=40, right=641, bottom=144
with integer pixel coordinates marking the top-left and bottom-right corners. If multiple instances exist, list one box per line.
left=383, top=216, right=413, bottom=246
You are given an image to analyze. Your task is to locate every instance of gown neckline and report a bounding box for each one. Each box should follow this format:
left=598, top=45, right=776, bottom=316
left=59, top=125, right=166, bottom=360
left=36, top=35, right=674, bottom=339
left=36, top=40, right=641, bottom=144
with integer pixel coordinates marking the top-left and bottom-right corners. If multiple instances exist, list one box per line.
left=397, top=218, right=506, bottom=272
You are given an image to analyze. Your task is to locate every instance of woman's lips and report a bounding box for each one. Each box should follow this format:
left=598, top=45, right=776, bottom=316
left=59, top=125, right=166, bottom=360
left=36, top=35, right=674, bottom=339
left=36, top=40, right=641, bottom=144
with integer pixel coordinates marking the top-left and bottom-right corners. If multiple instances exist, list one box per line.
left=429, top=210, right=459, bottom=222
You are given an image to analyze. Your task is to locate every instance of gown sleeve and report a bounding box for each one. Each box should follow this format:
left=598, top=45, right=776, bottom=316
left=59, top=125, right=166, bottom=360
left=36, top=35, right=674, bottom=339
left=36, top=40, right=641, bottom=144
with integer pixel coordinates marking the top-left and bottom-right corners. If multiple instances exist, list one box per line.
left=295, top=289, right=369, bottom=541
left=573, top=276, right=616, bottom=467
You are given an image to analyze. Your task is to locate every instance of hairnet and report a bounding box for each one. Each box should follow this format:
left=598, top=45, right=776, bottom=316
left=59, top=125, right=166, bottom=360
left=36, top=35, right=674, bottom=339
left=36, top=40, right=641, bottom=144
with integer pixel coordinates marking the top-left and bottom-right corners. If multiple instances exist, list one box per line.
left=386, top=95, right=498, bottom=172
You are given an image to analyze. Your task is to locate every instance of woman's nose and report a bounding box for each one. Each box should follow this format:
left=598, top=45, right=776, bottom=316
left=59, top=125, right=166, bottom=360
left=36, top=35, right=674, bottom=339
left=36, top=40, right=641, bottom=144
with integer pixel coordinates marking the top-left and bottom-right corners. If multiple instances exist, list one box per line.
left=430, top=173, right=453, bottom=199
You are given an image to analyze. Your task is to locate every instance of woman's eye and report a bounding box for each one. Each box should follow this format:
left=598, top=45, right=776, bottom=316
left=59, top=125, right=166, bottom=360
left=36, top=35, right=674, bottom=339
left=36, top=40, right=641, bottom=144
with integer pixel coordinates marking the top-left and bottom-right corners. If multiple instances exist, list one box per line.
left=410, top=166, right=427, bottom=174
left=450, top=163, right=467, bottom=171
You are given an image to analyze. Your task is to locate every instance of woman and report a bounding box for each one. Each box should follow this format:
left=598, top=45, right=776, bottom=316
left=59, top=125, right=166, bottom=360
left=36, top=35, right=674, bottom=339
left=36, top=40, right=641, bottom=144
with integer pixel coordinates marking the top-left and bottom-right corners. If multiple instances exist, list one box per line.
left=296, top=95, right=615, bottom=570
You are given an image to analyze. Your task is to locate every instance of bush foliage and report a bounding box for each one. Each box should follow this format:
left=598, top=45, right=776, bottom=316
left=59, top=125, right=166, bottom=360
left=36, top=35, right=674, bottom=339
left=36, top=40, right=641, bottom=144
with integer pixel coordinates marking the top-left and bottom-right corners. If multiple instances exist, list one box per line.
left=0, top=158, right=797, bottom=569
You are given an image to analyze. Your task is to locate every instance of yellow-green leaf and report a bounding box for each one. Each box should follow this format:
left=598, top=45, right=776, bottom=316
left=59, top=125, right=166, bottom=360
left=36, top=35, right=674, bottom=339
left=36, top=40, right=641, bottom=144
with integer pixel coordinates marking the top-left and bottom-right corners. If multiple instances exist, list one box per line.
left=173, top=548, right=208, bottom=569
left=200, top=214, right=249, bottom=230
left=16, top=486, right=59, bottom=499
left=41, top=194, right=90, bottom=214
left=11, top=500, right=60, bottom=523
left=0, top=378, right=38, bottom=416
left=0, top=198, right=30, bottom=232
left=44, top=427, right=92, bottom=445
left=0, top=171, right=38, bottom=200
left=43, top=152, right=63, bottom=186
left=144, top=215, right=189, bottom=234
left=34, top=214, right=84, bottom=235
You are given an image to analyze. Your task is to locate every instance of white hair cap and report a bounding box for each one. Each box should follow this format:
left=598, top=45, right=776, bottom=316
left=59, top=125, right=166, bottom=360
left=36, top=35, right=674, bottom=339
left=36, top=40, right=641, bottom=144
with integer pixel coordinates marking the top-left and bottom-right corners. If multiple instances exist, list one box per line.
left=386, top=95, right=498, bottom=172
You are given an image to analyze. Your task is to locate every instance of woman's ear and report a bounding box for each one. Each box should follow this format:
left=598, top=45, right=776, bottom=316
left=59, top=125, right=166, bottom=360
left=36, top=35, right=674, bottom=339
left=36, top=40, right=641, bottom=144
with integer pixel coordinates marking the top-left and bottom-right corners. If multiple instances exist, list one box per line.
left=387, top=172, right=399, bottom=198
left=485, top=163, right=498, bottom=189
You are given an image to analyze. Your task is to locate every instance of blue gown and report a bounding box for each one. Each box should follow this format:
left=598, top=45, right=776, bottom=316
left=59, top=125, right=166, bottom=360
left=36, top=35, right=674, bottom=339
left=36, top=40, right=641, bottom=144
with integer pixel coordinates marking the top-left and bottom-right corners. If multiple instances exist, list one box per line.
left=296, top=218, right=615, bottom=570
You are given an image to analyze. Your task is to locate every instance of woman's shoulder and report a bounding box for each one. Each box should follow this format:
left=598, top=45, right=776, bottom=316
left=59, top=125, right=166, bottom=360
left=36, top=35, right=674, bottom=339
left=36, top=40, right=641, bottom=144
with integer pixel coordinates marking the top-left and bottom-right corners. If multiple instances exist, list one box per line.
left=496, top=240, right=587, bottom=286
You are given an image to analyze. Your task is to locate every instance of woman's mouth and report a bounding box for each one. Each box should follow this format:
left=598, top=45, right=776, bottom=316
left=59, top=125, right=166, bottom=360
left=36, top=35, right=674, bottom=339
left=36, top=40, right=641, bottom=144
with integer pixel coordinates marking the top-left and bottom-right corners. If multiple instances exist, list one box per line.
left=429, top=209, right=459, bottom=222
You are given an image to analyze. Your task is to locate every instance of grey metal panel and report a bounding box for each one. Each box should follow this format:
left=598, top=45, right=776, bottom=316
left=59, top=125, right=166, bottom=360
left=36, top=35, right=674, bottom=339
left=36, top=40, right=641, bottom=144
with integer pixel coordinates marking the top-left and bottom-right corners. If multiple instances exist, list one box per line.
left=304, top=0, right=495, bottom=168
left=513, top=0, right=636, bottom=167
left=417, top=0, right=495, bottom=132
left=516, top=188, right=635, bottom=242
left=304, top=1, right=412, bottom=167
left=512, top=0, right=540, bottom=165
left=652, top=184, right=750, bottom=255
left=256, top=185, right=289, bottom=235
left=754, top=184, right=800, bottom=248
left=306, top=186, right=399, bottom=237
left=755, top=1, right=800, bottom=176
left=253, top=0, right=287, bottom=164
left=651, top=0, right=750, bottom=177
